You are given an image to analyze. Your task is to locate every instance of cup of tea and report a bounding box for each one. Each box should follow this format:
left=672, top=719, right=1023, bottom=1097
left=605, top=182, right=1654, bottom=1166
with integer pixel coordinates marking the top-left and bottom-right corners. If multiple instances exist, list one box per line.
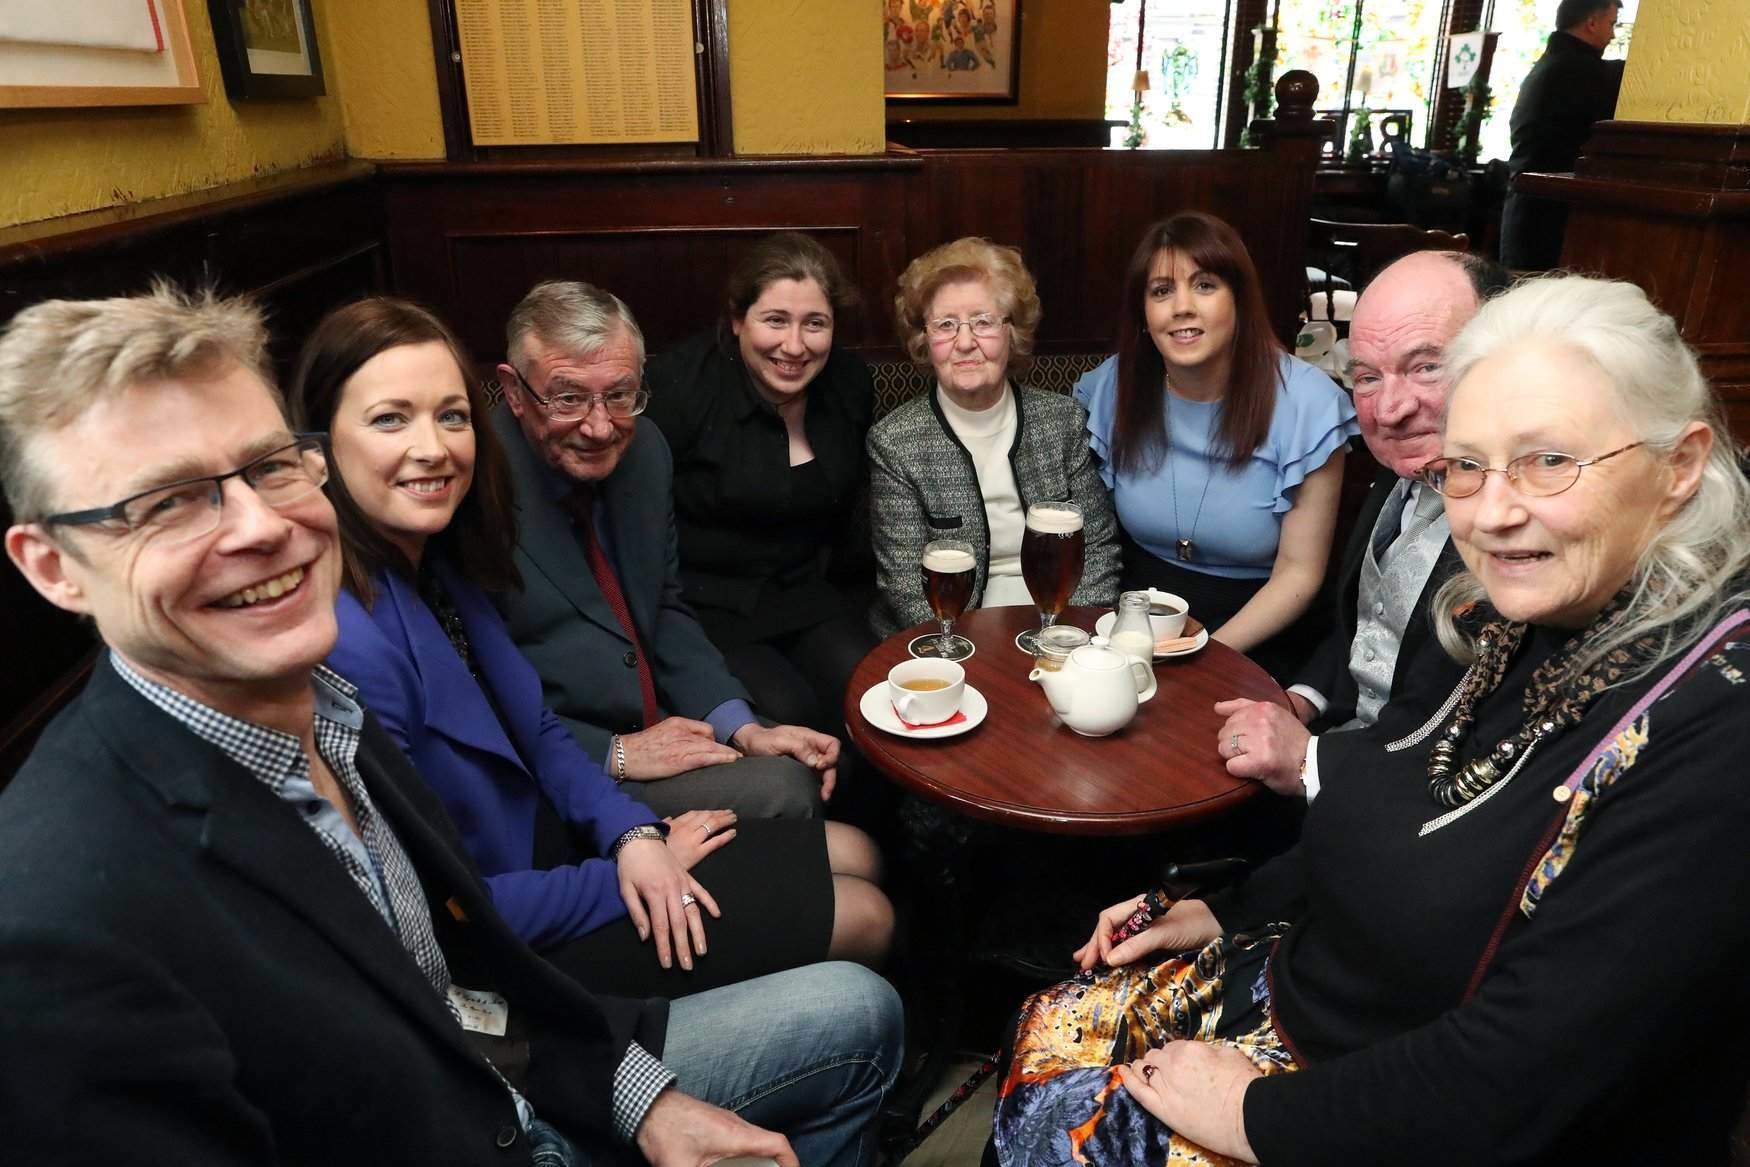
left=887, top=658, right=966, bottom=725
left=1148, top=592, right=1190, bottom=640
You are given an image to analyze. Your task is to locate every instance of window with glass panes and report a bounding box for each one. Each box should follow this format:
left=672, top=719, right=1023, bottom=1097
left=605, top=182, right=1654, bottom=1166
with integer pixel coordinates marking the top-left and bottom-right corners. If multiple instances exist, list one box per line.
left=1105, top=0, right=1238, bottom=149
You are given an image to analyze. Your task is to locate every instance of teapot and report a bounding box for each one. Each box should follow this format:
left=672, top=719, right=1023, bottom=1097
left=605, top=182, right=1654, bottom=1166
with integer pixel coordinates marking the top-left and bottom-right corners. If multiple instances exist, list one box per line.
left=1029, top=644, right=1157, bottom=737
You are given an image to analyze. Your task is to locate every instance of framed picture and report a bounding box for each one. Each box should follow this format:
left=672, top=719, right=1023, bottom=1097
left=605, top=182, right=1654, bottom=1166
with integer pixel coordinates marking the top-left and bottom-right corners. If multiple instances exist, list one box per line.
left=884, top=0, right=1020, bottom=103
left=0, top=0, right=202, bottom=109
left=207, top=0, right=325, bottom=99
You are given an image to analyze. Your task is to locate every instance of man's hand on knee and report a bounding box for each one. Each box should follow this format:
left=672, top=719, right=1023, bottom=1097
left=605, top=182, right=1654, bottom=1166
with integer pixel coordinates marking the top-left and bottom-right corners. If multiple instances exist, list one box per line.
left=634, top=1089, right=798, bottom=1167
left=622, top=718, right=741, bottom=780
left=1212, top=699, right=1311, bottom=798
left=731, top=724, right=839, bottom=801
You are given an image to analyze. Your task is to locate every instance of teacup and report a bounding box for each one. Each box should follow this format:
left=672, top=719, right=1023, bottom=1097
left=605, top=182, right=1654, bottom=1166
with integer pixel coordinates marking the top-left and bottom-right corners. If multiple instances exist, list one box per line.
left=1147, top=592, right=1189, bottom=640
left=887, top=658, right=966, bottom=725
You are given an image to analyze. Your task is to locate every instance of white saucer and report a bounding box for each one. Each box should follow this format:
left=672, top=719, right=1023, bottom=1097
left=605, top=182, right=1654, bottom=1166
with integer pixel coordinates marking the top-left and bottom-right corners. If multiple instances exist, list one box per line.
left=1094, top=612, right=1211, bottom=659
left=858, top=682, right=988, bottom=739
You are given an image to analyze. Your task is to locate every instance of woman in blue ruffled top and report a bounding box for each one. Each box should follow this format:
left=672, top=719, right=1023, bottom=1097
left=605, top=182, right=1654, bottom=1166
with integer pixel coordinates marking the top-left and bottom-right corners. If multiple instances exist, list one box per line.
left=1075, top=211, right=1358, bottom=675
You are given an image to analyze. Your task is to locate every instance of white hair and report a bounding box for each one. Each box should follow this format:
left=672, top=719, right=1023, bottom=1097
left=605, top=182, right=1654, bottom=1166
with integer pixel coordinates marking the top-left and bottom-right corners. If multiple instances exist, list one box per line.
left=504, top=280, right=644, bottom=373
left=1430, top=275, right=1750, bottom=681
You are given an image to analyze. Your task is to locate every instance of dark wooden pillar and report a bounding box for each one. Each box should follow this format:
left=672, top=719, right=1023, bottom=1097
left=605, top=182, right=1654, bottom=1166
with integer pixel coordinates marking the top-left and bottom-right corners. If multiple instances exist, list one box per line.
left=1250, top=71, right=1337, bottom=339
left=1517, top=121, right=1750, bottom=438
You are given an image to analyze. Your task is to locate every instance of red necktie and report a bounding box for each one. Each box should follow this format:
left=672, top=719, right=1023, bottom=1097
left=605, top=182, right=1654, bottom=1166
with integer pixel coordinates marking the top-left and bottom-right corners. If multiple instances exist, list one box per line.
left=565, top=487, right=660, bottom=730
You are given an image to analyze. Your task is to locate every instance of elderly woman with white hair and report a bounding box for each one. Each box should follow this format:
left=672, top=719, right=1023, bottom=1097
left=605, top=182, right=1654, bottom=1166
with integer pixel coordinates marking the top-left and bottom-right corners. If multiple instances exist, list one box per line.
left=988, top=274, right=1750, bottom=1165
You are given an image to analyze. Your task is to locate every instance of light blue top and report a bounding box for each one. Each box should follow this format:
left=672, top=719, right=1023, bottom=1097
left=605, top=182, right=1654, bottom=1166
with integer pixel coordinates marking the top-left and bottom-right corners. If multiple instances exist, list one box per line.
left=1075, top=352, right=1358, bottom=580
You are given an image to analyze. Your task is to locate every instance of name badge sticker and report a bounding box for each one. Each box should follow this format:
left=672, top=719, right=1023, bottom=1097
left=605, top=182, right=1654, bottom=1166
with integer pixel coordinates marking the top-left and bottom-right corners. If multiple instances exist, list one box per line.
left=447, top=985, right=509, bottom=1037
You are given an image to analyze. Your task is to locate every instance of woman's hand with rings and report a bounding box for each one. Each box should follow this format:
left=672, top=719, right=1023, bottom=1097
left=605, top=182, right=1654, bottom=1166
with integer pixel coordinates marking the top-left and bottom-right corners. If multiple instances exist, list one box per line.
left=1118, top=1042, right=1261, bottom=1163
left=1214, top=698, right=1313, bottom=796
left=662, top=809, right=738, bottom=870
left=616, top=836, right=720, bottom=971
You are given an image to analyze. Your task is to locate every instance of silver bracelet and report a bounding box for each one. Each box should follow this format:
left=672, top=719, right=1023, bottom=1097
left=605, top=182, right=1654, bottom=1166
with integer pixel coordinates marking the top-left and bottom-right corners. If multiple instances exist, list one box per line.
left=610, top=734, right=628, bottom=782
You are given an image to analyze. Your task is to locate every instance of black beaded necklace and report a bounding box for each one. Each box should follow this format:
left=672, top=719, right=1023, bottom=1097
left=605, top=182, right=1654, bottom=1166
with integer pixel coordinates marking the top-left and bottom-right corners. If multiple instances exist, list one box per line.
left=1426, top=595, right=1654, bottom=809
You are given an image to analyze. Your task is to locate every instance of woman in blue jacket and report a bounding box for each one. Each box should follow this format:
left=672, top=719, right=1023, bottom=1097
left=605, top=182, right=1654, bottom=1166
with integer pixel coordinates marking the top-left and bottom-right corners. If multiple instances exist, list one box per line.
left=288, top=297, right=891, bottom=998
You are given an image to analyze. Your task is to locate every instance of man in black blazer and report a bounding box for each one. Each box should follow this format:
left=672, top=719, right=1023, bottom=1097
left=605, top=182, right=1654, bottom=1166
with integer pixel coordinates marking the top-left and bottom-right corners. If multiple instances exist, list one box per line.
left=0, top=287, right=900, bottom=1163
left=1215, top=251, right=1510, bottom=799
left=1501, top=0, right=1625, bottom=270
left=491, top=280, right=838, bottom=819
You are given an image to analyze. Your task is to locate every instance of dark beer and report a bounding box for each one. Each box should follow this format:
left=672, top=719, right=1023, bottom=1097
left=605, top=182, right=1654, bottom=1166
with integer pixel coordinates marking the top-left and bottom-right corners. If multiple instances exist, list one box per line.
left=921, top=545, right=976, bottom=624
left=1021, top=505, right=1085, bottom=620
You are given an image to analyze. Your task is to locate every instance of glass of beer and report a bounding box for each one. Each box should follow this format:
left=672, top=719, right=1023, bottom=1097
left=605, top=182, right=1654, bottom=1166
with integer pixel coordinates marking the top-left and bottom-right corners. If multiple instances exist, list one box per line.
left=1018, top=501, right=1084, bottom=653
left=920, top=539, right=977, bottom=661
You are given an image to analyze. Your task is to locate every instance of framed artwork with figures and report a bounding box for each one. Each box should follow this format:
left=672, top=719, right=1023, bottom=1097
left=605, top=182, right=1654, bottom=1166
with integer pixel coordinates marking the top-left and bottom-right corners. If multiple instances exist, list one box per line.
left=884, top=0, right=1020, bottom=103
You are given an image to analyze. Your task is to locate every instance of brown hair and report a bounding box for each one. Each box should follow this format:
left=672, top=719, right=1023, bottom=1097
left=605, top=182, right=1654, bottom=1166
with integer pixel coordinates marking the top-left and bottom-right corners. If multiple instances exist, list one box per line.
left=892, top=237, right=1042, bottom=372
left=287, top=297, right=520, bottom=604
left=1110, top=212, right=1283, bottom=474
left=724, top=232, right=859, bottom=323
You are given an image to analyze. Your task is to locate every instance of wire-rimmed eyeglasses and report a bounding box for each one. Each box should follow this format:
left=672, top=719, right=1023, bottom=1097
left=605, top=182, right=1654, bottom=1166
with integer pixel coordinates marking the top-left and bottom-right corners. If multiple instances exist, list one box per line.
left=505, top=366, right=649, bottom=420
left=1419, top=442, right=1645, bottom=498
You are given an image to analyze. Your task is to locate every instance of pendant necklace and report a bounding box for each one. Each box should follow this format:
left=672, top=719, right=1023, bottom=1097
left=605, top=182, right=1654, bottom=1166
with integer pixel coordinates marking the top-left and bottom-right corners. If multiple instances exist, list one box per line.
left=1167, top=378, right=1214, bottom=561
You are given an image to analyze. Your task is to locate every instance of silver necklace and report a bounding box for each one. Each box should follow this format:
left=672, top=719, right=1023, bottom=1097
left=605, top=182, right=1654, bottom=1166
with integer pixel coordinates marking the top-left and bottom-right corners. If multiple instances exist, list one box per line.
left=1166, top=377, right=1215, bottom=561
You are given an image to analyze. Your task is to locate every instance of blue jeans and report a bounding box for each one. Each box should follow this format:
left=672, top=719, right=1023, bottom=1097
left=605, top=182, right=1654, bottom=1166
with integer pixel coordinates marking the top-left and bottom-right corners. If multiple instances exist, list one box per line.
left=661, top=961, right=903, bottom=1167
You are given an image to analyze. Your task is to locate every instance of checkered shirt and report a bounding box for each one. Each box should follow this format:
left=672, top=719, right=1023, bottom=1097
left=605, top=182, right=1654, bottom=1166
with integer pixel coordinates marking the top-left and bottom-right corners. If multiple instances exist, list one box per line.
left=110, top=653, right=674, bottom=1142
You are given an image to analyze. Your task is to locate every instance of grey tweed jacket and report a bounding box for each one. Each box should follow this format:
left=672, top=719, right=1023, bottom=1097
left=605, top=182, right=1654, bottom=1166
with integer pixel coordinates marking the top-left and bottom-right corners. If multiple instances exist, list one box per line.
left=866, top=383, right=1120, bottom=636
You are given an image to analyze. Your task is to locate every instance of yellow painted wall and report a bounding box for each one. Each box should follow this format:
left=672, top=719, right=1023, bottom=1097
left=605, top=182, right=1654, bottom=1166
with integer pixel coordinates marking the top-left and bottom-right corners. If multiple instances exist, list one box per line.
left=1617, top=0, right=1750, bottom=124
left=729, top=0, right=886, bottom=154
left=0, top=0, right=345, bottom=230
left=326, top=0, right=446, bottom=160
left=896, top=0, right=1108, bottom=123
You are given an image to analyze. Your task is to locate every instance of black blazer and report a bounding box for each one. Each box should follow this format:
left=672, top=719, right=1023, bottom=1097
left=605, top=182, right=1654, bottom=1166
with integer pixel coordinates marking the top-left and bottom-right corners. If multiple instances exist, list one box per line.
left=644, top=327, right=874, bottom=645
left=1296, top=471, right=1464, bottom=732
left=0, top=661, right=665, bottom=1161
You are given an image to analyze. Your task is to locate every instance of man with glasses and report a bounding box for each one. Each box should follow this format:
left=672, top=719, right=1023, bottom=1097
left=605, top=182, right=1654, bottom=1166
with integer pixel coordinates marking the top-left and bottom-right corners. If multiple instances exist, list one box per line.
left=0, top=286, right=900, bottom=1163
left=1214, top=250, right=1510, bottom=800
left=1500, top=0, right=1625, bottom=270
left=492, top=280, right=836, bottom=819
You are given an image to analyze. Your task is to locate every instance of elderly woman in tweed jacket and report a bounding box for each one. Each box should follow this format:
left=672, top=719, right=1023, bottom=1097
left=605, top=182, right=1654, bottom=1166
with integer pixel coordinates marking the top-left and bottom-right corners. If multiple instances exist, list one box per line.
left=867, top=238, right=1120, bottom=636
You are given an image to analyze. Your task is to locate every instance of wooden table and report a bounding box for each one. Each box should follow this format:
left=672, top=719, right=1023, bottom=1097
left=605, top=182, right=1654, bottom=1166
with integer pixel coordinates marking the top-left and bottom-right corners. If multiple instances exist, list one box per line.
left=845, top=605, right=1290, bottom=835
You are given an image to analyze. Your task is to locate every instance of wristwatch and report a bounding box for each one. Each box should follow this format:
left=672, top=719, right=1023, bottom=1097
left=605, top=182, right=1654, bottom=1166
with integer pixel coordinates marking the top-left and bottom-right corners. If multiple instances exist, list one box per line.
left=611, top=823, right=667, bottom=858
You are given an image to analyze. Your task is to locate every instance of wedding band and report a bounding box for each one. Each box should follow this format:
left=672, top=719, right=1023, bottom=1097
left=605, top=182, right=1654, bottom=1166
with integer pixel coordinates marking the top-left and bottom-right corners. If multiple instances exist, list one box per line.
left=1230, top=733, right=1245, bottom=755
left=680, top=892, right=698, bottom=908
left=700, top=823, right=712, bottom=839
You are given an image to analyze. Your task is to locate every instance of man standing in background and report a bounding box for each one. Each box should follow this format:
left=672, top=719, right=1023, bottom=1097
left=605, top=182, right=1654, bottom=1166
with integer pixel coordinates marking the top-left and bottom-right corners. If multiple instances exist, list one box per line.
left=1500, top=0, right=1625, bottom=270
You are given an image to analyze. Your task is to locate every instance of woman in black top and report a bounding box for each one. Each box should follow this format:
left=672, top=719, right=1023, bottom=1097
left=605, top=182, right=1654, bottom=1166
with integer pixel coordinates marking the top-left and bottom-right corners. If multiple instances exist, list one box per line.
left=991, top=275, right=1750, bottom=1164
left=645, top=234, right=876, bottom=756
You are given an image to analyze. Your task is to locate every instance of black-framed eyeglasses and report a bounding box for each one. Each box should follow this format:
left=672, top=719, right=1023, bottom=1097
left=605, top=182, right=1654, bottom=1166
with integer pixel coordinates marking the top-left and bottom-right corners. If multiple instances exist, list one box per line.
left=39, top=434, right=330, bottom=545
left=1419, top=442, right=1645, bottom=499
left=505, top=366, right=649, bottom=420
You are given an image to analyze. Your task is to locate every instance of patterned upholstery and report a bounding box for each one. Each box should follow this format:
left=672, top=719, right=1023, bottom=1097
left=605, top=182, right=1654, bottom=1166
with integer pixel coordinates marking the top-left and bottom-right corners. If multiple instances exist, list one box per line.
left=869, top=353, right=1108, bottom=419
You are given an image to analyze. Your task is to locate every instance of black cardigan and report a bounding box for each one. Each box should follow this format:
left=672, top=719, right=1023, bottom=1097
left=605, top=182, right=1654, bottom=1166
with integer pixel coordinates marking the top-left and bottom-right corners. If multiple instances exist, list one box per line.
left=1208, top=617, right=1750, bottom=1164
left=644, top=326, right=874, bottom=646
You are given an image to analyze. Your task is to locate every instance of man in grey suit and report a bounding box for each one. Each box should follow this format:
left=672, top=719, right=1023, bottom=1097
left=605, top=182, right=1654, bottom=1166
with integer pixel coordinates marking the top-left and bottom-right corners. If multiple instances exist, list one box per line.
left=1214, top=251, right=1508, bottom=799
left=492, top=280, right=836, bottom=819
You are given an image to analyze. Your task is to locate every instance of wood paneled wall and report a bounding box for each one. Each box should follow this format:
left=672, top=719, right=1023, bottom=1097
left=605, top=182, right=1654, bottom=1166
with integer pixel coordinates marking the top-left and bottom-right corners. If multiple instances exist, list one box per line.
left=378, top=144, right=1319, bottom=368
left=1521, top=121, right=1750, bottom=440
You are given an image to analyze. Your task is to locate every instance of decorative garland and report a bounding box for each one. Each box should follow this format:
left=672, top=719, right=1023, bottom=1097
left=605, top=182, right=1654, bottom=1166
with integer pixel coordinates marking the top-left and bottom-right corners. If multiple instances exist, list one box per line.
left=1455, top=73, right=1493, bottom=166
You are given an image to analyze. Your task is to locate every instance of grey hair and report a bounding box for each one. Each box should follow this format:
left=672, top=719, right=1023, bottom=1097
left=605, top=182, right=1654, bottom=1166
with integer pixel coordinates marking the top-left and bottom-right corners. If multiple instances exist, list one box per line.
left=504, top=280, right=645, bottom=373
left=0, top=281, right=272, bottom=522
left=1431, top=274, right=1750, bottom=683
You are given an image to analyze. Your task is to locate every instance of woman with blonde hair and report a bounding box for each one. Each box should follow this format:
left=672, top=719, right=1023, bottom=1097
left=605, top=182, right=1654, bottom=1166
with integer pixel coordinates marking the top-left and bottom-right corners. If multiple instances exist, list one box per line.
left=867, top=236, right=1119, bottom=637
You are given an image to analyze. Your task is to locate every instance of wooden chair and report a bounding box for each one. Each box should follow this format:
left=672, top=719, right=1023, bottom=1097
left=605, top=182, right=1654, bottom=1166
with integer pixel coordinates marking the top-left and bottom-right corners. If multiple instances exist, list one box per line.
left=1306, top=218, right=1471, bottom=325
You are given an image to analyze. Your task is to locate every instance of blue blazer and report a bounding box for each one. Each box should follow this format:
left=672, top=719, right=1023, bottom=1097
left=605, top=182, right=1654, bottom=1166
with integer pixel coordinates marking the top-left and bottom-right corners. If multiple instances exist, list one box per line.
left=328, top=561, right=658, bottom=947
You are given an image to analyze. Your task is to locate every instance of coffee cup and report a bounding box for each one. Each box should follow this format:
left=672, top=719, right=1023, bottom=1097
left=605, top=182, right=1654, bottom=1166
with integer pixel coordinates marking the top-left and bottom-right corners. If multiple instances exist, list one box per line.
left=1147, top=592, right=1189, bottom=640
left=887, top=658, right=966, bottom=726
